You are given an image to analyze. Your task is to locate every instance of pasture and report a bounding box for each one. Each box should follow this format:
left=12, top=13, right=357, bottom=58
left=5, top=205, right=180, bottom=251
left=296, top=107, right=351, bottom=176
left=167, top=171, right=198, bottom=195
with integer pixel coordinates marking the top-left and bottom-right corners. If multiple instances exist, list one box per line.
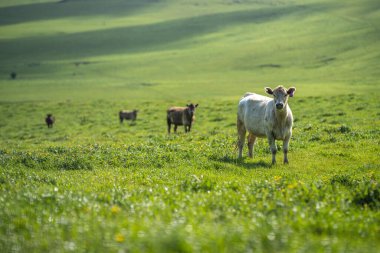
left=0, top=0, right=379, bottom=252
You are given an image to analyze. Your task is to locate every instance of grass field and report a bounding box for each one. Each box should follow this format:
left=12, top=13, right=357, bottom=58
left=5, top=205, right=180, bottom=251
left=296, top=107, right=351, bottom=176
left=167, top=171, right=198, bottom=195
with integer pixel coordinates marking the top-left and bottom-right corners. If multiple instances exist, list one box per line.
left=0, top=0, right=379, bottom=252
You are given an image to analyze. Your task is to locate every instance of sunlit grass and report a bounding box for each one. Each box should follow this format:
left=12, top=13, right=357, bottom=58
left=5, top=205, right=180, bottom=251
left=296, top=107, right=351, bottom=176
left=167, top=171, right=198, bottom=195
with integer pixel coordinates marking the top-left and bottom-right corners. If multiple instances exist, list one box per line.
left=0, top=0, right=379, bottom=252
left=1, top=93, right=379, bottom=252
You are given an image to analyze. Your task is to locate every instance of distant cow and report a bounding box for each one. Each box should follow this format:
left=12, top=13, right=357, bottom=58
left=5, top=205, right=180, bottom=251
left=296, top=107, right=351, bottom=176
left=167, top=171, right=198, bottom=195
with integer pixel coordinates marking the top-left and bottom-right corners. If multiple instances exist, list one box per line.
left=10, top=72, right=17, bottom=79
left=45, top=114, right=55, bottom=128
left=167, top=103, right=198, bottom=133
left=237, top=86, right=296, bottom=164
left=119, top=110, right=138, bottom=123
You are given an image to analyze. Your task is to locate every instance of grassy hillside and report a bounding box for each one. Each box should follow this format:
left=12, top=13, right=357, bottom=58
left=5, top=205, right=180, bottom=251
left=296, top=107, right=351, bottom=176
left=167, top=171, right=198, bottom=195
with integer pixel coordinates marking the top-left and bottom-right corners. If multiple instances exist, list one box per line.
left=1, top=93, right=379, bottom=253
left=0, top=0, right=379, bottom=252
left=0, top=0, right=379, bottom=101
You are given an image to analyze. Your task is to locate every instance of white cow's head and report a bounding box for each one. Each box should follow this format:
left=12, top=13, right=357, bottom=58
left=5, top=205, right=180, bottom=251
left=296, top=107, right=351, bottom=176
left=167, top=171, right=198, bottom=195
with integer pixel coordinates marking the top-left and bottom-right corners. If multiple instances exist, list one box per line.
left=265, top=86, right=296, bottom=110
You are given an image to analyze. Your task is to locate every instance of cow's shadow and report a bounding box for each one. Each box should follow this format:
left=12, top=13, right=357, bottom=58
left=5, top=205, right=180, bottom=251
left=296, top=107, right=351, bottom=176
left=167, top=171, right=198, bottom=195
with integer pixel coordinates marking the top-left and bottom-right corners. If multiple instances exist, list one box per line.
left=211, top=155, right=271, bottom=169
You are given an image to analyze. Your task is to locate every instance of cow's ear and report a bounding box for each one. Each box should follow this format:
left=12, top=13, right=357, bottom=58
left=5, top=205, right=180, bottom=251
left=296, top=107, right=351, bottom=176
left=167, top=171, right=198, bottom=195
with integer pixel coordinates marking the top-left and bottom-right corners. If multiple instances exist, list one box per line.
left=265, top=87, right=273, bottom=95
left=195, top=104, right=198, bottom=108
left=287, top=87, right=296, bottom=97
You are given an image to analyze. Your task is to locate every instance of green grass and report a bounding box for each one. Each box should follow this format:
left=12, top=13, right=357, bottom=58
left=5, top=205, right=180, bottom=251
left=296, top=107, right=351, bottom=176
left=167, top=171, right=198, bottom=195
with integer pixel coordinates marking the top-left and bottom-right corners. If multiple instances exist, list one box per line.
left=0, top=0, right=379, bottom=252
left=1, top=94, right=379, bottom=252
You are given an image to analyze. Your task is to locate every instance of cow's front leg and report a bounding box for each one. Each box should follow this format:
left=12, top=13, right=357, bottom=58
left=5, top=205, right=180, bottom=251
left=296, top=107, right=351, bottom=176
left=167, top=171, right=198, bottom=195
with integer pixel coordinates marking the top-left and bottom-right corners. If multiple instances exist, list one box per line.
left=267, top=134, right=277, bottom=165
left=247, top=133, right=256, bottom=158
left=283, top=134, right=291, bottom=164
left=174, top=125, right=178, bottom=133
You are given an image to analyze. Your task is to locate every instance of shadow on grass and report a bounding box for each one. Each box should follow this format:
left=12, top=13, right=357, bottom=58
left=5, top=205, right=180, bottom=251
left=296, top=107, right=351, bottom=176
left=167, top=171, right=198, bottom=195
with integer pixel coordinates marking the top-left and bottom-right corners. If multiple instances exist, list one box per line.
left=0, top=0, right=157, bottom=26
left=0, top=3, right=328, bottom=62
left=211, top=155, right=271, bottom=169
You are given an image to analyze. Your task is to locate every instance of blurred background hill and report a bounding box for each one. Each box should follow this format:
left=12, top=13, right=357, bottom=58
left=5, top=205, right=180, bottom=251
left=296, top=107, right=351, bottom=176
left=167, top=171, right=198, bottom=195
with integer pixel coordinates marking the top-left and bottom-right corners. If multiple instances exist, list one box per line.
left=0, top=0, right=379, bottom=101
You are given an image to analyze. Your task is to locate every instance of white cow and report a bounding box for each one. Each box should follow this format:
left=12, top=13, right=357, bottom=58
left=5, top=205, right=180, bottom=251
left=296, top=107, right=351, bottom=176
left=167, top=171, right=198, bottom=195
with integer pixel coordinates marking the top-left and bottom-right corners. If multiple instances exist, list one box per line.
left=237, top=86, right=296, bottom=164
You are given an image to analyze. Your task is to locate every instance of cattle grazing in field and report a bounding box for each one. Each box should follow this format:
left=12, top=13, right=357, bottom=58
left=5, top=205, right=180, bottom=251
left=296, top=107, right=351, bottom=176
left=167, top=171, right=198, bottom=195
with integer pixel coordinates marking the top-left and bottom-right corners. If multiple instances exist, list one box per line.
left=119, top=110, right=138, bottom=123
left=167, top=103, right=198, bottom=133
left=237, top=86, right=296, bottom=164
left=10, top=72, right=17, bottom=79
left=45, top=114, right=55, bottom=128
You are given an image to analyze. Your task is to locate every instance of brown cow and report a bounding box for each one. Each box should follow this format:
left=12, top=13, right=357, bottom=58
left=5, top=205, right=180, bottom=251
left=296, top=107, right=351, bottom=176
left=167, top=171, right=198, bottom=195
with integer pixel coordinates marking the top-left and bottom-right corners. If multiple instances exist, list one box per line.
left=119, top=110, right=138, bottom=123
left=167, top=103, right=198, bottom=133
left=45, top=114, right=55, bottom=128
left=10, top=72, right=17, bottom=80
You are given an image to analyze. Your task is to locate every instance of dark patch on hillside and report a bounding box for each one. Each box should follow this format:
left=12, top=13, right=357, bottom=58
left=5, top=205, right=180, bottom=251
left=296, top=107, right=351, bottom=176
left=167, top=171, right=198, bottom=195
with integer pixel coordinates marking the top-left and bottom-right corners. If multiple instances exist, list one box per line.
left=307, top=56, right=337, bottom=69
left=0, top=0, right=163, bottom=26
left=259, top=64, right=282, bottom=68
left=0, top=3, right=328, bottom=62
left=27, top=62, right=41, bottom=67
left=139, top=82, right=157, bottom=87
left=74, top=61, right=99, bottom=66
left=115, top=82, right=159, bottom=90
left=320, top=57, right=336, bottom=64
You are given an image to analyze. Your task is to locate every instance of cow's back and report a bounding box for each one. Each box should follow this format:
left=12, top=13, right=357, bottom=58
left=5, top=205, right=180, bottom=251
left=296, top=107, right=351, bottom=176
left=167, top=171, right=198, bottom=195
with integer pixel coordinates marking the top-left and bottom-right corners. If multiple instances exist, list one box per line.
left=238, top=93, right=272, bottom=137
left=167, top=107, right=185, bottom=125
left=120, top=110, right=137, bottom=120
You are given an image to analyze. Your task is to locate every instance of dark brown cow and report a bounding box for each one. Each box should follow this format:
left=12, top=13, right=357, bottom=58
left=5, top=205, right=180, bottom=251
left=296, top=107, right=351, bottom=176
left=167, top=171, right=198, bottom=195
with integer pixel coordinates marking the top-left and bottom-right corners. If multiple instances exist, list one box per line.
left=10, top=72, right=17, bottom=80
left=45, top=114, right=55, bottom=128
left=119, top=110, right=138, bottom=123
left=167, top=103, right=198, bottom=133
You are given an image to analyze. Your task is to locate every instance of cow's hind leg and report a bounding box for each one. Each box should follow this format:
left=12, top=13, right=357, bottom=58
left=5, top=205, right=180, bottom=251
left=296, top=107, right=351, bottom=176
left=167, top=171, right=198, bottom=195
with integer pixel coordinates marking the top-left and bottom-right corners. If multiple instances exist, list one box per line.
left=283, top=134, right=291, bottom=164
left=167, top=118, right=171, bottom=134
left=174, top=125, right=178, bottom=133
left=247, top=133, right=257, bottom=158
left=237, top=118, right=246, bottom=159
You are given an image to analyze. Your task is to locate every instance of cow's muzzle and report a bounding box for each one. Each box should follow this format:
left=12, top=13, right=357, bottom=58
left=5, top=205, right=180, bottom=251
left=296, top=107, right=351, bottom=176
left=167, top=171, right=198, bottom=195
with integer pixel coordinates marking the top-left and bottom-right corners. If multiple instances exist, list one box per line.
left=276, top=103, right=284, bottom=110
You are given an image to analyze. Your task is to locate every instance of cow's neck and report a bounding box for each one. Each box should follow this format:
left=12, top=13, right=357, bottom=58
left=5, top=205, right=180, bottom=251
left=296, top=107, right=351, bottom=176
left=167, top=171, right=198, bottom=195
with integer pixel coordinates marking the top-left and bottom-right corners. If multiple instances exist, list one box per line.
left=273, top=105, right=288, bottom=120
left=185, top=108, right=192, bottom=117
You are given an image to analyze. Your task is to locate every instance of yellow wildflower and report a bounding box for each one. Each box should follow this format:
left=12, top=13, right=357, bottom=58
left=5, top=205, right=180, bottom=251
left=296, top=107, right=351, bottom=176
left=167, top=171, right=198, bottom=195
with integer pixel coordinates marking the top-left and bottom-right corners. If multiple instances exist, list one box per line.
left=111, top=205, right=121, bottom=214
left=115, top=233, right=125, bottom=243
left=287, top=182, right=298, bottom=189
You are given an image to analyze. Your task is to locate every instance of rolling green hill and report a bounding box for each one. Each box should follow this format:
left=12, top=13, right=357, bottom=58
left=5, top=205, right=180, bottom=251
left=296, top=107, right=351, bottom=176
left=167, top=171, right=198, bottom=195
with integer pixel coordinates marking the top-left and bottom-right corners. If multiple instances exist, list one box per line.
left=0, top=0, right=379, bottom=101
left=0, top=1, right=379, bottom=252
